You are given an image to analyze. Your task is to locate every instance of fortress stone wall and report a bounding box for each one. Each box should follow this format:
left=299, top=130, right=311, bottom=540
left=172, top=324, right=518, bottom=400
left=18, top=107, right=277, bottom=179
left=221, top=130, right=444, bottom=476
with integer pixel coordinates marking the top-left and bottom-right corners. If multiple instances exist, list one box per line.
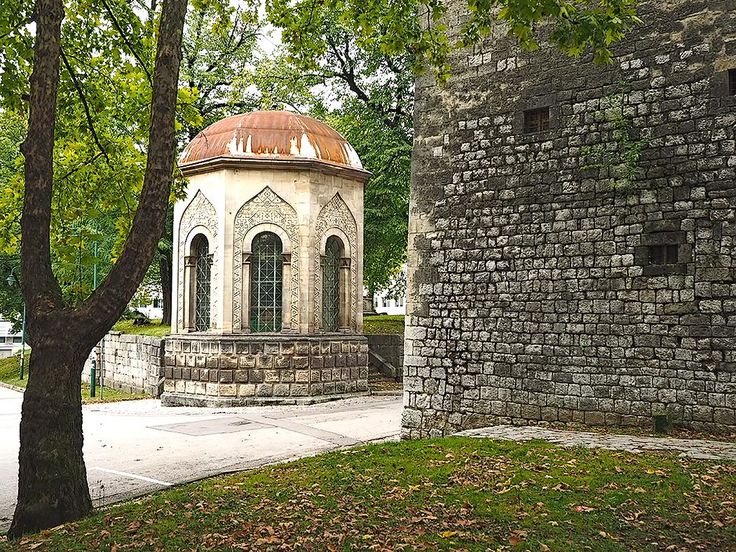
left=403, top=0, right=736, bottom=437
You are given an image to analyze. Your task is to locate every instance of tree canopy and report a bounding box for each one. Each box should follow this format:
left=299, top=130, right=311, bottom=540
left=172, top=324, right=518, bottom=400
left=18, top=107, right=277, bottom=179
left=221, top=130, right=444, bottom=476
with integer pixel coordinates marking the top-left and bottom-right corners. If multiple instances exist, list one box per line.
left=0, top=0, right=641, bottom=318
left=268, top=0, right=640, bottom=81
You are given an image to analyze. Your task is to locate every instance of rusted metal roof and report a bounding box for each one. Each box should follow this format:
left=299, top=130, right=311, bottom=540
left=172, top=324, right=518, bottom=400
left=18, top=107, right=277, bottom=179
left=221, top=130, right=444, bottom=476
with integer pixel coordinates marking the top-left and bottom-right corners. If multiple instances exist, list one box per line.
left=180, top=111, right=363, bottom=170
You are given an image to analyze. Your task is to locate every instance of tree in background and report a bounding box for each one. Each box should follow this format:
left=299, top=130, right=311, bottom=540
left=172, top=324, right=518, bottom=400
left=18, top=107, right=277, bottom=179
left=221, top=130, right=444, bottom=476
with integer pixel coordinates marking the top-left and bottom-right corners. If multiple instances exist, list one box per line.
left=330, top=101, right=412, bottom=300
left=265, top=0, right=639, bottom=301
left=259, top=9, right=415, bottom=301
left=0, top=0, right=262, bottom=327
left=0, top=0, right=162, bottom=319
left=179, top=2, right=259, bottom=140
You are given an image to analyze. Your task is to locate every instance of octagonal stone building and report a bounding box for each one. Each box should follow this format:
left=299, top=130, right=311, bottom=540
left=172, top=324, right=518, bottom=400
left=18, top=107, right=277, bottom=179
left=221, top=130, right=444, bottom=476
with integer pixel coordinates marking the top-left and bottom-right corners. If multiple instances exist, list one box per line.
left=163, top=111, right=371, bottom=406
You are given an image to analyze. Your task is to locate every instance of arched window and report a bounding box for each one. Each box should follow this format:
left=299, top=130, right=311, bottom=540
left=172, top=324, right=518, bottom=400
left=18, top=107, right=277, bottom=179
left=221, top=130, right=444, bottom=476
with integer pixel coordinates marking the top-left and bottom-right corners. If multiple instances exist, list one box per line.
left=250, top=232, right=283, bottom=332
left=192, top=235, right=211, bottom=331
left=322, top=236, right=343, bottom=331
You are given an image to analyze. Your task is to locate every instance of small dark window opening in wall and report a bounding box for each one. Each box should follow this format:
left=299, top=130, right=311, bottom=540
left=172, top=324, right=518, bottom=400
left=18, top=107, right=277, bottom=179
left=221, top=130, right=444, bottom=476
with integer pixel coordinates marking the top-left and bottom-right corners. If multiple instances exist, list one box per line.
left=648, top=244, right=679, bottom=266
left=523, top=107, right=550, bottom=133
left=729, top=69, right=736, bottom=96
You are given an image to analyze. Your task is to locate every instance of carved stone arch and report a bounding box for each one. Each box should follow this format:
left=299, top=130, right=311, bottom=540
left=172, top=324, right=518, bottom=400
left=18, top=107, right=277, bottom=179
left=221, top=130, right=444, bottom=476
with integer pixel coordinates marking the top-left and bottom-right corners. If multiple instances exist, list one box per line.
left=177, top=190, right=218, bottom=330
left=314, top=193, right=358, bottom=331
left=232, top=186, right=300, bottom=331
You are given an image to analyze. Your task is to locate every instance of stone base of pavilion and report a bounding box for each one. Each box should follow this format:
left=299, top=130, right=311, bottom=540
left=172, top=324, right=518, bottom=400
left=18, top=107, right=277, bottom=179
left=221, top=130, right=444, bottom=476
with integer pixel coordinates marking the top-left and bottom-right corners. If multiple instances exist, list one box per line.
left=161, top=333, right=369, bottom=407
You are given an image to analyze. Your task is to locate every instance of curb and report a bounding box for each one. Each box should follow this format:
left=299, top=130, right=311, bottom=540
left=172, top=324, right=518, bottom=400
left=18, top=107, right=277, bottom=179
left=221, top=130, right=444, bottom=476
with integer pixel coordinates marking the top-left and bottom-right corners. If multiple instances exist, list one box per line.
left=369, top=390, right=403, bottom=396
left=0, top=381, right=24, bottom=393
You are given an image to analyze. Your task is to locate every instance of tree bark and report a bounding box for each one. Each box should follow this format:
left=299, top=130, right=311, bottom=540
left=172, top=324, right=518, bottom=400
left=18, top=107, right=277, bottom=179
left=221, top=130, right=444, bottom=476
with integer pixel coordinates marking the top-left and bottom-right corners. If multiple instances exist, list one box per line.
left=8, top=337, right=92, bottom=538
left=10, top=0, right=189, bottom=537
left=159, top=247, right=172, bottom=325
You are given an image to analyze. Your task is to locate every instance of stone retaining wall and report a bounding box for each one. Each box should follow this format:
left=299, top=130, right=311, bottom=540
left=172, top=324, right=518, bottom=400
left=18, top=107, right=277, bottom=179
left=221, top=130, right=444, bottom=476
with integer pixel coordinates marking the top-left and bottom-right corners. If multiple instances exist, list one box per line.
left=83, top=332, right=165, bottom=396
left=162, top=334, right=369, bottom=406
left=367, top=334, right=404, bottom=381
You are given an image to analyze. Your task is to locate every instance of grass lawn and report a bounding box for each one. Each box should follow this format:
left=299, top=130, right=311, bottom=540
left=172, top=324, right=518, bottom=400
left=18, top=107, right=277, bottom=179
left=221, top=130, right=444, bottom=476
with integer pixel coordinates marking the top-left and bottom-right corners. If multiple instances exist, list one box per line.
left=363, top=314, right=405, bottom=335
left=112, top=319, right=171, bottom=337
left=0, top=353, right=27, bottom=389
left=112, top=317, right=402, bottom=337
left=2, top=437, right=734, bottom=551
left=0, top=355, right=146, bottom=404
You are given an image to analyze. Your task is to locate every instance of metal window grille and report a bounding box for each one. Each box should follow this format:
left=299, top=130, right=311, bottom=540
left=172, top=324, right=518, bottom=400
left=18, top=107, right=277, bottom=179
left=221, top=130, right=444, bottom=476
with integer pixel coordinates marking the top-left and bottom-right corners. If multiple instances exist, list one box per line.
left=194, top=237, right=211, bottom=331
left=322, top=237, right=342, bottom=331
left=250, top=232, right=283, bottom=332
left=648, top=244, right=678, bottom=266
left=523, top=107, right=550, bottom=133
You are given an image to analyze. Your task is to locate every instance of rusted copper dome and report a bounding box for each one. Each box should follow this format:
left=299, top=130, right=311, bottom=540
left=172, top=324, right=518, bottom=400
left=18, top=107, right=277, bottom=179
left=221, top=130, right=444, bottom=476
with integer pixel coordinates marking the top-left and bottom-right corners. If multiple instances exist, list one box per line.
left=180, top=111, right=363, bottom=171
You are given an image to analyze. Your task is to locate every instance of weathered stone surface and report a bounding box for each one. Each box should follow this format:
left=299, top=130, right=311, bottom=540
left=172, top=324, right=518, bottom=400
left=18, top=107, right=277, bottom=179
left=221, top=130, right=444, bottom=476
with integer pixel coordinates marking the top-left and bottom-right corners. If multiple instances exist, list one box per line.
left=83, top=332, right=165, bottom=397
left=367, top=334, right=404, bottom=381
left=458, top=425, right=736, bottom=461
left=404, top=0, right=736, bottom=438
left=162, top=334, right=369, bottom=405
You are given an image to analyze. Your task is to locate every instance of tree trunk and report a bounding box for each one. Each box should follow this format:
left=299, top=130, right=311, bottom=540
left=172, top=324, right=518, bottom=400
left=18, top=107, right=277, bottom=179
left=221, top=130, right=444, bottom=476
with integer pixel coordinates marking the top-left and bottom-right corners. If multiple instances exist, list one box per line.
left=10, top=0, right=189, bottom=537
left=159, top=248, right=172, bottom=325
left=364, top=287, right=377, bottom=315
left=8, top=339, right=93, bottom=538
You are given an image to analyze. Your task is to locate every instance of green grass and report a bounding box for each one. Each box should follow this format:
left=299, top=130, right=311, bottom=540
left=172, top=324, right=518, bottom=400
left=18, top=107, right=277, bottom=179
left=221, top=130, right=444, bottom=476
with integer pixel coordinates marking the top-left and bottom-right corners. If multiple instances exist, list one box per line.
left=3, top=437, right=734, bottom=550
left=363, top=314, right=405, bottom=335
left=0, top=353, right=26, bottom=389
left=113, top=315, right=401, bottom=337
left=112, top=319, right=171, bottom=337
left=0, top=354, right=146, bottom=404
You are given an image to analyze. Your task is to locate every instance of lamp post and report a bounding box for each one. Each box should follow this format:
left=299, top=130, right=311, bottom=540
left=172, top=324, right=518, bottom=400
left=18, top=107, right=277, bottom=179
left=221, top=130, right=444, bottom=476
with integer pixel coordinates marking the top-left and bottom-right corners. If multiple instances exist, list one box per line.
left=6, top=271, right=26, bottom=380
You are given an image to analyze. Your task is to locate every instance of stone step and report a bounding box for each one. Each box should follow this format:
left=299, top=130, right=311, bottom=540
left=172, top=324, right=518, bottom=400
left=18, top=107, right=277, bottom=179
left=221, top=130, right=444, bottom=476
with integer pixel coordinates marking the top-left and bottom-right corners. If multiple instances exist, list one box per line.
left=368, top=367, right=394, bottom=382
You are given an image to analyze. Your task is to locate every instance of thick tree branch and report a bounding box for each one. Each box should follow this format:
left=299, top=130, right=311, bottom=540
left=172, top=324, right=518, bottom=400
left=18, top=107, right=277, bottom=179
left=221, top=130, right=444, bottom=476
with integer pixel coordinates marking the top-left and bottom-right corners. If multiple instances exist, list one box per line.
left=78, top=0, right=189, bottom=336
left=19, top=0, right=65, bottom=320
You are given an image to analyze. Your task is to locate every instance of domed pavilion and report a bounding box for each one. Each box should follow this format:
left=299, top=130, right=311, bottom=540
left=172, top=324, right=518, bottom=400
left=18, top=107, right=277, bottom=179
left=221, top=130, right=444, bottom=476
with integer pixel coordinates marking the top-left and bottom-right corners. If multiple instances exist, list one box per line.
left=163, top=111, right=371, bottom=406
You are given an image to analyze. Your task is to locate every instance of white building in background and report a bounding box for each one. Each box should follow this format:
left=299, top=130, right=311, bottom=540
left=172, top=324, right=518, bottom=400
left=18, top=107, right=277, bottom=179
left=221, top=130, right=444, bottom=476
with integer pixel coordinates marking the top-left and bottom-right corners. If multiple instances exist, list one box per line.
left=371, top=265, right=407, bottom=315
left=0, top=318, right=24, bottom=358
left=373, top=293, right=406, bottom=315
left=135, top=296, right=164, bottom=320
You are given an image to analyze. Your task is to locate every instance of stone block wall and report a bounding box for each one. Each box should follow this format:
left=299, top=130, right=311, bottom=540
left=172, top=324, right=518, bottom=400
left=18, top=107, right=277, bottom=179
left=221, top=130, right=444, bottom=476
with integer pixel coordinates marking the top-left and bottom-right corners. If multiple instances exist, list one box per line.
left=83, top=332, right=165, bottom=396
left=367, top=334, right=404, bottom=381
left=404, top=0, right=736, bottom=437
left=162, top=334, right=369, bottom=406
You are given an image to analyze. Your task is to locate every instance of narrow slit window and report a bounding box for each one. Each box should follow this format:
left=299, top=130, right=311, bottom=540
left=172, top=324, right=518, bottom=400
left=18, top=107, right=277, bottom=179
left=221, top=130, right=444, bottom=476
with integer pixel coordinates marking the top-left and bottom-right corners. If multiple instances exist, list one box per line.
left=523, top=107, right=550, bottom=133
left=648, top=244, right=679, bottom=266
left=729, top=69, right=736, bottom=96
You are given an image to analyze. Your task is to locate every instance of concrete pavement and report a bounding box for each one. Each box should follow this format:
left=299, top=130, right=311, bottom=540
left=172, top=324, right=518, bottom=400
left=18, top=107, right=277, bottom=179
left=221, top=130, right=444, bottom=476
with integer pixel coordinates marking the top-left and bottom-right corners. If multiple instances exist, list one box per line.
left=0, top=386, right=401, bottom=531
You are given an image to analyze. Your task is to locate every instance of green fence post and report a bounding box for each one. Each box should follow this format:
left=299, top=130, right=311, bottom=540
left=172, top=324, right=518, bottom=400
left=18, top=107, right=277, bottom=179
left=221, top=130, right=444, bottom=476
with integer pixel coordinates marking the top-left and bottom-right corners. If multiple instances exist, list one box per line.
left=90, top=358, right=96, bottom=398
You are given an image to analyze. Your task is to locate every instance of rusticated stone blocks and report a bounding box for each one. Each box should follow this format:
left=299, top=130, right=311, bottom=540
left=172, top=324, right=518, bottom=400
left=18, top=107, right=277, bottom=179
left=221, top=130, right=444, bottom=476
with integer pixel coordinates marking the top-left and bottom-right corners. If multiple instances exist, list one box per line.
left=161, top=334, right=369, bottom=406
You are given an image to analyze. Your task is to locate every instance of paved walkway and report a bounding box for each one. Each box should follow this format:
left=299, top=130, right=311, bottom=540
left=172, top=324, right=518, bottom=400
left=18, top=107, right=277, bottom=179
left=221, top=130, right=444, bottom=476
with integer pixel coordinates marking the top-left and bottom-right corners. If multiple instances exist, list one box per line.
left=457, top=425, right=736, bottom=461
left=0, top=386, right=401, bottom=531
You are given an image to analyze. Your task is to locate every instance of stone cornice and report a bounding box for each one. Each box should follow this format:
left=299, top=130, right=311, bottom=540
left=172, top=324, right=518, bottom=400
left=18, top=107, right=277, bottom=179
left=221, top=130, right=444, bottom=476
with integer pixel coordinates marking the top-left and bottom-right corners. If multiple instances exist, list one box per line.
left=179, top=155, right=371, bottom=183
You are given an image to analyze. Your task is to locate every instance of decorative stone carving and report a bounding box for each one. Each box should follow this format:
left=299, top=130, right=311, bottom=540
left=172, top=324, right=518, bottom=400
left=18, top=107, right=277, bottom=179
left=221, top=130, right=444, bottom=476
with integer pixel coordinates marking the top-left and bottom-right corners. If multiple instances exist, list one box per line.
left=232, top=186, right=300, bottom=331
left=314, top=193, right=358, bottom=330
left=177, top=190, right=218, bottom=330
